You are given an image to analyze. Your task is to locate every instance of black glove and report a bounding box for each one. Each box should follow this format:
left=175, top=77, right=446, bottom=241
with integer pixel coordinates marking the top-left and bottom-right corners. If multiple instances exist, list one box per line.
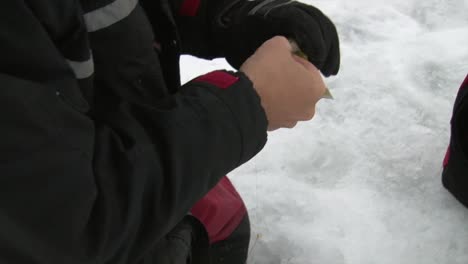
left=215, top=0, right=340, bottom=77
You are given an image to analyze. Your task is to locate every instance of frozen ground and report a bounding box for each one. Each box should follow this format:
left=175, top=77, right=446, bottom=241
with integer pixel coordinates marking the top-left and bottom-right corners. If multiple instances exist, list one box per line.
left=180, top=0, right=468, bottom=263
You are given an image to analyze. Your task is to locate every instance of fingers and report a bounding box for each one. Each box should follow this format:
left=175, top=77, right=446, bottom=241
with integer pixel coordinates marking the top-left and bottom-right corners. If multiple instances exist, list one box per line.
left=284, top=121, right=298, bottom=128
left=292, top=55, right=318, bottom=72
left=241, top=35, right=325, bottom=132
left=296, top=5, right=340, bottom=76
left=300, top=106, right=316, bottom=121
left=294, top=11, right=327, bottom=70
left=267, top=121, right=298, bottom=131
left=264, top=36, right=293, bottom=54
left=275, top=36, right=293, bottom=50
left=291, top=55, right=327, bottom=104
left=322, top=21, right=341, bottom=76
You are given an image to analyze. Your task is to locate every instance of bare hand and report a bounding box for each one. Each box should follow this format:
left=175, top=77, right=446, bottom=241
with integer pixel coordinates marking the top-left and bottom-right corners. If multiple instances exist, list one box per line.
left=240, top=36, right=326, bottom=131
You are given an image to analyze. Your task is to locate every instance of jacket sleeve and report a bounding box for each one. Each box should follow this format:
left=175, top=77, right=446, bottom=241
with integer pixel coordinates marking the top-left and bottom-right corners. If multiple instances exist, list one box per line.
left=0, top=2, right=267, bottom=263
left=141, top=0, right=245, bottom=59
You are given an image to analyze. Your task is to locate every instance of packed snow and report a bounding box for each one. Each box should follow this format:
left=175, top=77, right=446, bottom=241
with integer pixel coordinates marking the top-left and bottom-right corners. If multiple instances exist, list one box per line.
left=180, top=0, right=468, bottom=263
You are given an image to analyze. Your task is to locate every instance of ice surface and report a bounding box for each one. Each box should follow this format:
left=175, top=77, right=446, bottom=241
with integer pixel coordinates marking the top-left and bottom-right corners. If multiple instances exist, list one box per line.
left=180, top=0, right=468, bottom=263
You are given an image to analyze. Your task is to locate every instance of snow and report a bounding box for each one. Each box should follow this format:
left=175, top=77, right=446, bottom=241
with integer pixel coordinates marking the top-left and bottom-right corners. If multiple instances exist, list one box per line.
left=180, top=0, right=468, bottom=263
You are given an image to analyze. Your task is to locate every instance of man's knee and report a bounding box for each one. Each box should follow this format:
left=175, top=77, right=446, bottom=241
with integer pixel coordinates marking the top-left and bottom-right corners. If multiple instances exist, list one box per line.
left=209, top=213, right=251, bottom=264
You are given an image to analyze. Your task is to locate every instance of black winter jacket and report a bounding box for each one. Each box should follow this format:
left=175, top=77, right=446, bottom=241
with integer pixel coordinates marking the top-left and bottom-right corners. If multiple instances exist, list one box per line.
left=0, top=0, right=267, bottom=263
left=443, top=75, right=468, bottom=208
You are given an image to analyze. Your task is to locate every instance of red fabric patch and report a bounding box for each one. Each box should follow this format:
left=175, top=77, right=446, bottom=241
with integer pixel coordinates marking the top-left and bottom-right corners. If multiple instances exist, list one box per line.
left=179, top=0, right=200, bottom=16
left=191, top=177, right=247, bottom=243
left=194, top=71, right=239, bottom=89
left=443, top=146, right=451, bottom=167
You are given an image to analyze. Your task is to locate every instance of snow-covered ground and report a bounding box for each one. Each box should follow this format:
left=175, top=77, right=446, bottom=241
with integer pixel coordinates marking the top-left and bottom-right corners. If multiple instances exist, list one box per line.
left=180, top=0, right=468, bottom=263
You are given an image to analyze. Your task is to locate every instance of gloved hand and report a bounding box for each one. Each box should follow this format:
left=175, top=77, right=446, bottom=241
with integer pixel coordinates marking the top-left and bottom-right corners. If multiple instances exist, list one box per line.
left=216, top=0, right=340, bottom=77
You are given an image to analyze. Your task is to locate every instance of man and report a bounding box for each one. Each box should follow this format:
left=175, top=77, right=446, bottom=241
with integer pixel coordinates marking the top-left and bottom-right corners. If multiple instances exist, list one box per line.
left=0, top=0, right=339, bottom=263
left=443, top=74, right=468, bottom=208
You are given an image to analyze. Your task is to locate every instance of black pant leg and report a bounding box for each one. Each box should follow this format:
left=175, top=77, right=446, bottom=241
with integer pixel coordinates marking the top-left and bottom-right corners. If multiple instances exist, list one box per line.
left=209, top=214, right=251, bottom=264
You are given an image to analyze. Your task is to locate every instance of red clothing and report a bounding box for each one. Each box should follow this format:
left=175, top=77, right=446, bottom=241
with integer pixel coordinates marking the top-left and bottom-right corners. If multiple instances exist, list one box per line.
left=191, top=177, right=247, bottom=243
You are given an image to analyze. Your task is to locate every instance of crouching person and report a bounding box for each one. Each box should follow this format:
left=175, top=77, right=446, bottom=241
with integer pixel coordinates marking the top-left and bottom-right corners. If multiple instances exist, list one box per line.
left=443, top=74, right=468, bottom=208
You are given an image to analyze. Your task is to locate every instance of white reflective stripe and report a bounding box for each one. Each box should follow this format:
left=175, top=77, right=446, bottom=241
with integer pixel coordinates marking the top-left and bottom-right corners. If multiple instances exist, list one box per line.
left=66, top=56, right=94, bottom=79
left=84, top=0, right=138, bottom=32
left=248, top=0, right=295, bottom=16
left=248, top=0, right=277, bottom=15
